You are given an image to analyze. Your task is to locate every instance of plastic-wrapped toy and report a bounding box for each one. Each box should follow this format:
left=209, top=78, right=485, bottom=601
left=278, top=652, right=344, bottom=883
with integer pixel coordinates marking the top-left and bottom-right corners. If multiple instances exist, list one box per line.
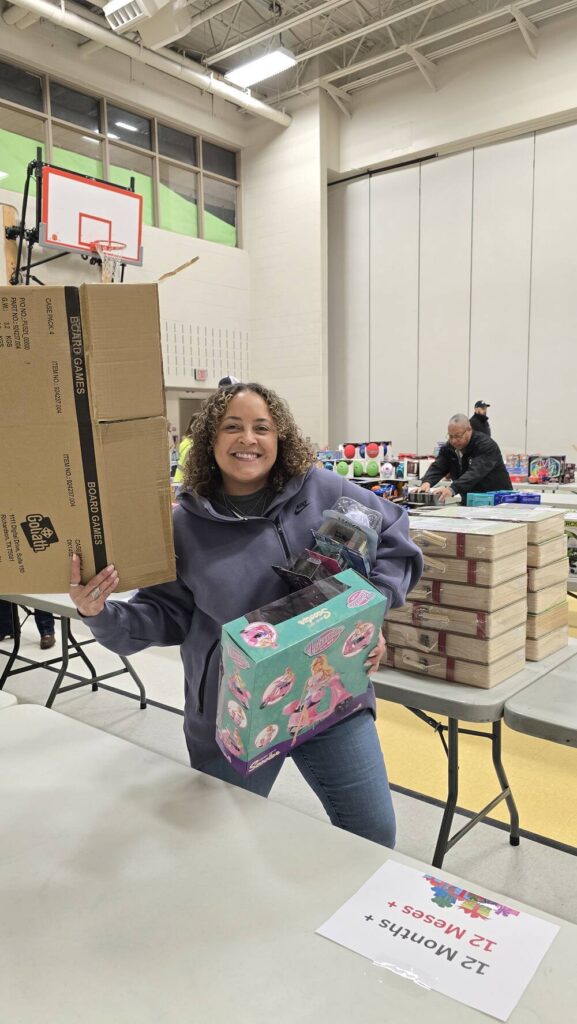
left=273, top=497, right=383, bottom=591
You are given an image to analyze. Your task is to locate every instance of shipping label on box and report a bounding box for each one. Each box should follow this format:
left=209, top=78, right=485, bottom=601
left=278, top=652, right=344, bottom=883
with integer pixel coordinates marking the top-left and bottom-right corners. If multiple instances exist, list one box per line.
left=216, top=569, right=387, bottom=775
left=0, top=284, right=176, bottom=592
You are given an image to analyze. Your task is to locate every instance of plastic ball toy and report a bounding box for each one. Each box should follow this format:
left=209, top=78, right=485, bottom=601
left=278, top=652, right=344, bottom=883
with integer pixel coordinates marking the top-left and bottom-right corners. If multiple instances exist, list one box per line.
left=366, top=460, right=379, bottom=477
left=366, top=442, right=379, bottom=459
left=343, top=444, right=356, bottom=460
left=323, top=461, right=334, bottom=471
left=358, top=444, right=366, bottom=458
left=353, top=460, right=364, bottom=477
left=336, top=460, right=350, bottom=476
left=381, top=462, right=394, bottom=479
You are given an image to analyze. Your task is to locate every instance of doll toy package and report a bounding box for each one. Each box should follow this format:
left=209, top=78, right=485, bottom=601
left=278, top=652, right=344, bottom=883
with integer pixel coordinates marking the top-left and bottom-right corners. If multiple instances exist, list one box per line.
left=217, top=568, right=387, bottom=775
left=272, top=497, right=383, bottom=592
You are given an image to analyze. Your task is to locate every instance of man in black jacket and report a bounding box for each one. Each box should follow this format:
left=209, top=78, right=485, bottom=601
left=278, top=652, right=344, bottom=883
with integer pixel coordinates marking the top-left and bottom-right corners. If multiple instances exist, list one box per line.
left=469, top=400, right=491, bottom=436
left=418, top=414, right=512, bottom=501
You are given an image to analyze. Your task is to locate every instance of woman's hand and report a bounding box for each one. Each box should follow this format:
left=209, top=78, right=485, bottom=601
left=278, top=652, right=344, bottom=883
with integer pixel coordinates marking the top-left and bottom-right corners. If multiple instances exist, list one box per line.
left=364, top=631, right=386, bottom=674
left=69, top=554, right=119, bottom=617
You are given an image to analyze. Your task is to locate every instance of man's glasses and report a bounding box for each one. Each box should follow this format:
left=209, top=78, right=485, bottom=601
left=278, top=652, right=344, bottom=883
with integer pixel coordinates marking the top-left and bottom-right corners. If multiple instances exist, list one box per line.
left=447, top=430, right=470, bottom=442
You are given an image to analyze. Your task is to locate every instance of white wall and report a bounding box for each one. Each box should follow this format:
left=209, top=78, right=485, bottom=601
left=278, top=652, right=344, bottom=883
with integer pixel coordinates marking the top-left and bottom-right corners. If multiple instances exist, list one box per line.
left=328, top=124, right=577, bottom=456
left=337, top=13, right=577, bottom=176
left=242, top=93, right=327, bottom=447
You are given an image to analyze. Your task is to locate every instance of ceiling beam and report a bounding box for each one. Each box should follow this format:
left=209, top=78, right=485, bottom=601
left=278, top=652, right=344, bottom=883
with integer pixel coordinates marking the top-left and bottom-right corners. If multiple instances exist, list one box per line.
left=206, top=0, right=355, bottom=64
left=403, top=44, right=437, bottom=90
left=510, top=5, right=538, bottom=57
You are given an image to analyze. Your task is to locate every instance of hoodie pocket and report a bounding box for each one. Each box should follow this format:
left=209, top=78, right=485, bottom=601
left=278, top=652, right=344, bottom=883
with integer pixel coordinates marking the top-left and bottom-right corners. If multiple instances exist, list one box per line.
left=197, top=639, right=220, bottom=715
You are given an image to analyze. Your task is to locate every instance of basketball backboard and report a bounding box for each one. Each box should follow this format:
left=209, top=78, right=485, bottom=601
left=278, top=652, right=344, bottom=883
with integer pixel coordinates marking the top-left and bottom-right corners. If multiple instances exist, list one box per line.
left=39, top=167, right=143, bottom=264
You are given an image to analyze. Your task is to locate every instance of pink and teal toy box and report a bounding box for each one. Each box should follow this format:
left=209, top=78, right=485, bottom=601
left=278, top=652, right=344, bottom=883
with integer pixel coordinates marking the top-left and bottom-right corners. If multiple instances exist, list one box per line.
left=216, top=569, right=387, bottom=775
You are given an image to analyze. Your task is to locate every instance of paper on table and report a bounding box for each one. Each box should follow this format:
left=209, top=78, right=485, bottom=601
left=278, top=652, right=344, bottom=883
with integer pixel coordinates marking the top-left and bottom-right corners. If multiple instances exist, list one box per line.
left=316, top=860, right=559, bottom=1021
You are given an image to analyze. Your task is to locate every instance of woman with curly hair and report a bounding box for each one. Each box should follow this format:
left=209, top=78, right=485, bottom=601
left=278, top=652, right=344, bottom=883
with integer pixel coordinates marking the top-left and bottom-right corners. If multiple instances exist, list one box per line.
left=69, top=382, right=422, bottom=847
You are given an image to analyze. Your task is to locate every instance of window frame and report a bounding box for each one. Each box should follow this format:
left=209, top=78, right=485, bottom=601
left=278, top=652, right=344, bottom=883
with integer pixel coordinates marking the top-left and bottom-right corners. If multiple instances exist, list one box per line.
left=0, top=60, right=241, bottom=247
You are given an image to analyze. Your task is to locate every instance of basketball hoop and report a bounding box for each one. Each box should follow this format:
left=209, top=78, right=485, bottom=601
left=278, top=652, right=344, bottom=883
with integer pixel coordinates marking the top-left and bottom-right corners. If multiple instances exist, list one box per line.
left=90, top=239, right=126, bottom=283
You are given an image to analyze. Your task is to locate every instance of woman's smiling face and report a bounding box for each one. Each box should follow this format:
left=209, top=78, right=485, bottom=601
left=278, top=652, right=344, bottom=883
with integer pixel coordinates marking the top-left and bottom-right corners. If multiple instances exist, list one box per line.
left=213, top=390, right=279, bottom=495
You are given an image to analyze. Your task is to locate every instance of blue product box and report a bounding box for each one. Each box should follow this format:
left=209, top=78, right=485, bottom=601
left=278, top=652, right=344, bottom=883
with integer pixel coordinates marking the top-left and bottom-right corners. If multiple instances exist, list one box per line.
left=466, top=493, right=496, bottom=506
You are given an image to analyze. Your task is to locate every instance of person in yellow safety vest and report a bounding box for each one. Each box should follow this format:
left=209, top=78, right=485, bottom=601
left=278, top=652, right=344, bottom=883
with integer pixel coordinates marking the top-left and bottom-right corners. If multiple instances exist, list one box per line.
left=173, top=416, right=197, bottom=486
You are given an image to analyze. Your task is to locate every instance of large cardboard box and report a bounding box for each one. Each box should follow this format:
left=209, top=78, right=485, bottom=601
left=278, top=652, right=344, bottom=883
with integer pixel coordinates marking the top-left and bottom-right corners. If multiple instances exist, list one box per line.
left=0, top=284, right=176, bottom=592
left=525, top=626, right=569, bottom=661
left=420, top=548, right=527, bottom=586
left=383, top=644, right=526, bottom=688
left=409, top=517, right=527, bottom=560
left=383, top=621, right=527, bottom=665
left=387, top=598, right=527, bottom=639
left=408, top=574, right=527, bottom=611
left=526, top=602, right=568, bottom=639
left=411, top=505, right=566, bottom=544
left=216, top=569, right=387, bottom=775
left=527, top=534, right=568, bottom=568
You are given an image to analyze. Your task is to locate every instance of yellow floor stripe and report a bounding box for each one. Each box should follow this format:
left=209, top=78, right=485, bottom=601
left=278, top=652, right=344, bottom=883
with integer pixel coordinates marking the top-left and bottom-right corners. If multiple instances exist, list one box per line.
left=376, top=613, right=577, bottom=849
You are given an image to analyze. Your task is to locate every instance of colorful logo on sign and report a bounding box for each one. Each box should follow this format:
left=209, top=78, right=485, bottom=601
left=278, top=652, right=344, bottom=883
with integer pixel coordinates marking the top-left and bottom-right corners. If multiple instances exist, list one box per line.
left=346, top=589, right=374, bottom=609
left=240, top=622, right=278, bottom=648
left=304, top=626, right=345, bottom=656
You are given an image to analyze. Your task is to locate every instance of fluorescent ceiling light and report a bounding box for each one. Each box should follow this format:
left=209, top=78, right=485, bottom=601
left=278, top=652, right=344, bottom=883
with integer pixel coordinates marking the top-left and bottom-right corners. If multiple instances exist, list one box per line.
left=115, top=121, right=138, bottom=132
left=107, top=132, right=120, bottom=140
left=224, top=48, right=296, bottom=88
left=82, top=136, right=100, bottom=144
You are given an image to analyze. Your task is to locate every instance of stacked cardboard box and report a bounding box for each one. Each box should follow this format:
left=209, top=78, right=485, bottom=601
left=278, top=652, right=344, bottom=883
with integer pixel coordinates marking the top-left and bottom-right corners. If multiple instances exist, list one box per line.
left=410, top=506, right=569, bottom=661
left=383, top=518, right=528, bottom=688
left=0, top=284, right=176, bottom=592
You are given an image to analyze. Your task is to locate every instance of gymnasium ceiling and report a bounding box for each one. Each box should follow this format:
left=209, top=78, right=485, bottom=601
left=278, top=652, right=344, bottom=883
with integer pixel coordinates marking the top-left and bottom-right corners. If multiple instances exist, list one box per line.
left=3, top=0, right=576, bottom=111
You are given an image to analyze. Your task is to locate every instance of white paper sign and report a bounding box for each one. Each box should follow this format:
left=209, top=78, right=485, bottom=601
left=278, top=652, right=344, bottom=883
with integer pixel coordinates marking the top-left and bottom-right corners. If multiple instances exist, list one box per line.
left=317, top=861, right=559, bottom=1021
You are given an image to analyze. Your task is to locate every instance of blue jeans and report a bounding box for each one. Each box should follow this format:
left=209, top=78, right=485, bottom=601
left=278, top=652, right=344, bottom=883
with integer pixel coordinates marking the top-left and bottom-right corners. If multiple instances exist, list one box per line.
left=200, top=709, right=396, bottom=848
left=0, top=600, right=55, bottom=637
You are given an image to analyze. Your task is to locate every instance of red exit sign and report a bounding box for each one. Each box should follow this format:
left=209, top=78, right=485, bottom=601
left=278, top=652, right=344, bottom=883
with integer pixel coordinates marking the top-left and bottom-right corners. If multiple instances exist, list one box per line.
left=194, top=368, right=208, bottom=381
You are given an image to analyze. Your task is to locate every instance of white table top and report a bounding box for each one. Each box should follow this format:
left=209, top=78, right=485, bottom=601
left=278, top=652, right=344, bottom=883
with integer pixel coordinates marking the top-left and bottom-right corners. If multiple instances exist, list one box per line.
left=504, top=652, right=577, bottom=747
left=1, top=704, right=576, bottom=1024
left=0, top=690, right=17, bottom=710
left=0, top=591, right=132, bottom=619
left=372, top=638, right=577, bottom=722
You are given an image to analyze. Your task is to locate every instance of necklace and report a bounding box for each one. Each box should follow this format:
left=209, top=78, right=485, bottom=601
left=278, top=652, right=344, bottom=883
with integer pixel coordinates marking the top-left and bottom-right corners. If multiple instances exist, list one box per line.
left=221, top=488, right=271, bottom=519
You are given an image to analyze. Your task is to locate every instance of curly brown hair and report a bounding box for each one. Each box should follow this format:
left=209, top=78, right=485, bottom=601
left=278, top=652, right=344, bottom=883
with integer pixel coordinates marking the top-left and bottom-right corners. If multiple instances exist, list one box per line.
left=183, top=382, right=315, bottom=498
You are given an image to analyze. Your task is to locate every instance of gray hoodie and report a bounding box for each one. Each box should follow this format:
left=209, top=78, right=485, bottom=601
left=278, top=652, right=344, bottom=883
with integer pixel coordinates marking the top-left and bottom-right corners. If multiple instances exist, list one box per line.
left=88, top=467, right=423, bottom=767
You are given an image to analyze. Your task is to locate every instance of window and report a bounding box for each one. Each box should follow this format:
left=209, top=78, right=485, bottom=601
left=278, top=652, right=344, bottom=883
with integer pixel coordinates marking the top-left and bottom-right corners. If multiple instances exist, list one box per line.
left=109, top=145, right=154, bottom=226
left=204, top=178, right=237, bottom=247
left=0, top=60, right=240, bottom=246
left=203, top=140, right=236, bottom=180
left=107, top=104, right=152, bottom=149
left=0, top=108, right=45, bottom=193
left=0, top=59, right=43, bottom=111
left=158, top=123, right=197, bottom=166
left=159, top=162, right=198, bottom=237
left=51, top=124, right=103, bottom=179
left=50, top=82, right=100, bottom=132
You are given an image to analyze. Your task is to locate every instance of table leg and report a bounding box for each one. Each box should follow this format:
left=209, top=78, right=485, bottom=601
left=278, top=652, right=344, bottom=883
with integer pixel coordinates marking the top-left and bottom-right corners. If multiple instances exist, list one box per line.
left=67, top=622, right=98, bottom=693
left=0, top=603, right=22, bottom=690
left=46, top=617, right=72, bottom=709
left=118, top=656, right=147, bottom=709
left=491, top=720, right=520, bottom=846
left=432, top=718, right=459, bottom=869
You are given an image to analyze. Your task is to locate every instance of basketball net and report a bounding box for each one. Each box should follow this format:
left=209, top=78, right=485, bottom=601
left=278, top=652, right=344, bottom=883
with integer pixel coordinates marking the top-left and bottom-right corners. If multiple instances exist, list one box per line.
left=90, top=240, right=126, bottom=283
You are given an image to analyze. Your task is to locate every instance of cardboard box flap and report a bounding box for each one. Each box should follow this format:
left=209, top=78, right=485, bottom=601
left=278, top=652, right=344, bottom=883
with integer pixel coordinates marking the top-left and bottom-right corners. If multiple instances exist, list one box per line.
left=80, top=284, right=165, bottom=422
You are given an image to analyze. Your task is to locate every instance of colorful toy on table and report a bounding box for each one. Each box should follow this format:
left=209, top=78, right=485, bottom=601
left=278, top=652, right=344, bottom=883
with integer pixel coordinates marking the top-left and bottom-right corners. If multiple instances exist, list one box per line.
left=528, top=455, right=566, bottom=483
left=216, top=568, right=388, bottom=774
left=342, top=441, right=392, bottom=461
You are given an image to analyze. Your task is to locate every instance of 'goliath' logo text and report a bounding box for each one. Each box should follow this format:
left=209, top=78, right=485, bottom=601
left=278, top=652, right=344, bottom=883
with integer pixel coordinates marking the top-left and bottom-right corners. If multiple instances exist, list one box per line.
left=20, top=514, right=59, bottom=553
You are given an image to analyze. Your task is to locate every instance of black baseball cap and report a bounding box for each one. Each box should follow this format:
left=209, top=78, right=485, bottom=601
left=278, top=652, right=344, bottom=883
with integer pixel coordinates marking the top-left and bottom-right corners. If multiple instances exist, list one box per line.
left=218, top=375, right=240, bottom=387
left=474, top=400, right=490, bottom=408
